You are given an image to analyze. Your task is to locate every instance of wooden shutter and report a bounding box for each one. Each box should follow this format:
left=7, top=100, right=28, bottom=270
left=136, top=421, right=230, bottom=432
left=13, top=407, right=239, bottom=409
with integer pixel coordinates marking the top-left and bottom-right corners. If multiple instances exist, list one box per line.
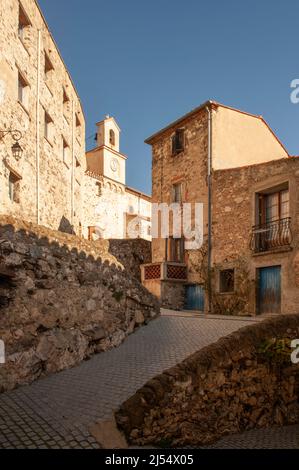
left=171, top=135, right=176, bottom=155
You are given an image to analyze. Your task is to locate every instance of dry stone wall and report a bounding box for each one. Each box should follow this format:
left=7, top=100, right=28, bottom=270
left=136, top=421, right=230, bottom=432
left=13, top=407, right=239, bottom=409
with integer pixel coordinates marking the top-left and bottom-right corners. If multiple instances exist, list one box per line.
left=0, top=216, right=159, bottom=392
left=108, top=239, right=151, bottom=282
left=116, top=315, right=299, bottom=447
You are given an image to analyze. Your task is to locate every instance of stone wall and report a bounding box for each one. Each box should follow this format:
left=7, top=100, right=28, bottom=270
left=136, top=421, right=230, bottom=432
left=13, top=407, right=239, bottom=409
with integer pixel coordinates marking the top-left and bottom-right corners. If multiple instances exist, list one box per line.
left=161, top=282, right=185, bottom=310
left=0, top=217, right=159, bottom=392
left=212, top=157, right=299, bottom=315
left=116, top=315, right=299, bottom=447
left=142, top=279, right=185, bottom=310
left=83, top=172, right=126, bottom=240
left=83, top=172, right=151, bottom=242
left=108, top=239, right=151, bottom=282
left=150, top=107, right=208, bottom=279
left=0, top=0, right=85, bottom=234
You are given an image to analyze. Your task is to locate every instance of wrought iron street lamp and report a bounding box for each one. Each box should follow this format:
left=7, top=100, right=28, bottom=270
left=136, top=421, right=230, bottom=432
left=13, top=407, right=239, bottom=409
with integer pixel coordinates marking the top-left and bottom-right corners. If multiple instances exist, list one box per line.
left=0, top=129, right=23, bottom=160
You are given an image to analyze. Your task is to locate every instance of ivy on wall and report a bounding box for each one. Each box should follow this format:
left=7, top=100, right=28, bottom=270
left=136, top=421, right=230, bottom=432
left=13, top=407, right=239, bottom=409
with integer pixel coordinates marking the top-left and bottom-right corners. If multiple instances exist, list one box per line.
left=188, top=242, right=255, bottom=316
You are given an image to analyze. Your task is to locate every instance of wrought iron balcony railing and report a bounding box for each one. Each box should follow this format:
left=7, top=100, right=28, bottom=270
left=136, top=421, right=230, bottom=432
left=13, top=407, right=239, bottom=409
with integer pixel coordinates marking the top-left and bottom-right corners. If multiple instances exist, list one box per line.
left=250, top=217, right=292, bottom=253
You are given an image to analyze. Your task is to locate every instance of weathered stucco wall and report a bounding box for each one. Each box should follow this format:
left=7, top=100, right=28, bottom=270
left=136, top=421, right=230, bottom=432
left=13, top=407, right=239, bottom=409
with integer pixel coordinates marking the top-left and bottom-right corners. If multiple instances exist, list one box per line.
left=83, top=172, right=126, bottom=239
left=116, top=315, right=299, bottom=447
left=212, top=105, right=288, bottom=170
left=83, top=172, right=151, bottom=241
left=0, top=0, right=85, bottom=234
left=0, top=217, right=159, bottom=392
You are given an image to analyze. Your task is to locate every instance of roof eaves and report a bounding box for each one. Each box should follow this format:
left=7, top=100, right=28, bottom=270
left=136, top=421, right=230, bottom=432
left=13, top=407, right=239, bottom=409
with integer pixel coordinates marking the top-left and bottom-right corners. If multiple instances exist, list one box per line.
left=145, top=100, right=290, bottom=156
left=144, top=100, right=213, bottom=145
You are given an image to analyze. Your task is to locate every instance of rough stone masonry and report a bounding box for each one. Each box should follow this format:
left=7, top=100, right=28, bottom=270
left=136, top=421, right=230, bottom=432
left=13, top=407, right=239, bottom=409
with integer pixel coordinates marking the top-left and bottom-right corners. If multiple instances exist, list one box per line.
left=116, top=314, right=299, bottom=447
left=0, top=216, right=159, bottom=393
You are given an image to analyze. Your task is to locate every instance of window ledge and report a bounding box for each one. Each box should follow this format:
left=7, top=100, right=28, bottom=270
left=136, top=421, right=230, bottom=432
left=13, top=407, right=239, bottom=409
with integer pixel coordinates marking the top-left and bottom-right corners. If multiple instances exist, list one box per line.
left=171, top=150, right=184, bottom=158
left=218, top=291, right=235, bottom=295
left=45, top=81, right=53, bottom=97
left=63, top=115, right=70, bottom=125
left=44, top=136, right=53, bottom=147
left=18, top=36, right=30, bottom=56
left=18, top=100, right=30, bottom=119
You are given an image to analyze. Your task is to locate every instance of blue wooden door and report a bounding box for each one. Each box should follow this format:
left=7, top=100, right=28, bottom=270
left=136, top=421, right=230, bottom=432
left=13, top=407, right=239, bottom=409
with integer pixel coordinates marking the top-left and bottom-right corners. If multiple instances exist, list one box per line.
left=185, top=285, right=205, bottom=311
left=258, top=266, right=281, bottom=314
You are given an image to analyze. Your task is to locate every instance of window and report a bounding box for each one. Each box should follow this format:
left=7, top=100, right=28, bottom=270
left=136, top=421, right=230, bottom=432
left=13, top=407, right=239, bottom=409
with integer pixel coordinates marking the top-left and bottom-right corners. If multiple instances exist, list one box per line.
left=258, top=187, right=289, bottom=224
left=252, top=186, right=291, bottom=253
left=109, top=129, right=115, bottom=146
left=219, top=269, right=235, bottom=293
left=76, top=114, right=81, bottom=128
left=172, top=129, right=184, bottom=155
left=88, top=226, right=101, bottom=241
left=62, top=137, right=70, bottom=166
left=44, top=111, right=53, bottom=141
left=96, top=182, right=102, bottom=197
left=173, top=182, right=182, bottom=203
left=75, top=157, right=81, bottom=184
left=44, top=52, right=54, bottom=80
left=63, top=88, right=69, bottom=104
left=166, top=237, right=185, bottom=263
left=8, top=172, right=21, bottom=203
left=18, top=3, right=31, bottom=42
left=18, top=72, right=29, bottom=109
left=76, top=113, right=82, bottom=141
left=63, top=87, right=70, bottom=121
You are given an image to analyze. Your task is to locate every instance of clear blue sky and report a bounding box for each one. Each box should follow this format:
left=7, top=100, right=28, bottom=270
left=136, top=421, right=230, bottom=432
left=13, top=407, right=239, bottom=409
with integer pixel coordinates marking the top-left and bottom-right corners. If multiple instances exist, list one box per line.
left=39, top=0, right=299, bottom=195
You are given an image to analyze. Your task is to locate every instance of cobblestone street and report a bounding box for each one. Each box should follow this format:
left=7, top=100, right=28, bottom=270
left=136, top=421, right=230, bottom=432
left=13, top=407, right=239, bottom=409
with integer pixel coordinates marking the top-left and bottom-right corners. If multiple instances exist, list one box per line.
left=0, top=314, right=298, bottom=449
left=204, top=424, right=299, bottom=449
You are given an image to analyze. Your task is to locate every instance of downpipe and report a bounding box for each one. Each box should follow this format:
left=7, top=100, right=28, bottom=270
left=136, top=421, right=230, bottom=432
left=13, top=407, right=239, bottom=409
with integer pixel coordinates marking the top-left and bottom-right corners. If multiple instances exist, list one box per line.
left=206, top=105, right=212, bottom=313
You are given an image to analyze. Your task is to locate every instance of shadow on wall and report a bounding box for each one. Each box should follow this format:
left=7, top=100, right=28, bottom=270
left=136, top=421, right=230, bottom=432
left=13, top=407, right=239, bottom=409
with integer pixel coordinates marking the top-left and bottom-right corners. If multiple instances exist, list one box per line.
left=58, top=216, right=75, bottom=235
left=0, top=216, right=159, bottom=393
left=108, top=239, right=152, bottom=282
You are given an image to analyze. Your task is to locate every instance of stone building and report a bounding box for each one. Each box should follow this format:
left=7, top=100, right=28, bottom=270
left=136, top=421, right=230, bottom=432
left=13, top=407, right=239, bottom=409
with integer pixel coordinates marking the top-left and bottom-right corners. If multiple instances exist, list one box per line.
left=84, top=116, right=151, bottom=241
left=0, top=0, right=85, bottom=235
left=142, top=100, right=299, bottom=315
left=0, top=0, right=151, bottom=241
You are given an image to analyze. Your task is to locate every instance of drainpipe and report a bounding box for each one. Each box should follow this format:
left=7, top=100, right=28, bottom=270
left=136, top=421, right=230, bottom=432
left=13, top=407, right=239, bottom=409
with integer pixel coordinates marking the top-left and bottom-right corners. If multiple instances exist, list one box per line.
left=36, top=29, right=41, bottom=225
left=206, top=105, right=212, bottom=313
left=71, top=99, right=75, bottom=228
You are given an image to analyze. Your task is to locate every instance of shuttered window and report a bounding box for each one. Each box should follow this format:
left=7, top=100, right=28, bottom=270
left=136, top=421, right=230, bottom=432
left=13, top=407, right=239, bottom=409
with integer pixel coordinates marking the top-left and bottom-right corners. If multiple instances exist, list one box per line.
left=166, top=237, right=185, bottom=263
left=259, top=189, right=289, bottom=224
left=172, top=129, right=184, bottom=155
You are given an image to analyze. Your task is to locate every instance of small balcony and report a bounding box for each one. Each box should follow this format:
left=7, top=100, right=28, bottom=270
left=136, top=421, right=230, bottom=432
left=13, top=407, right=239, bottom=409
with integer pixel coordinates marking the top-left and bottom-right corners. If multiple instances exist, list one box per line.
left=250, top=217, right=292, bottom=254
left=141, top=262, right=188, bottom=282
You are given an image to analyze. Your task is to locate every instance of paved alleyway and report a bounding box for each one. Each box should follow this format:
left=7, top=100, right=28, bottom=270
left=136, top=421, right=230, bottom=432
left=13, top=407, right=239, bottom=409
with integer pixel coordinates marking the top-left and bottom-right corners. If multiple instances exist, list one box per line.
left=204, top=424, right=299, bottom=449
left=0, top=314, right=298, bottom=449
left=0, top=315, right=252, bottom=449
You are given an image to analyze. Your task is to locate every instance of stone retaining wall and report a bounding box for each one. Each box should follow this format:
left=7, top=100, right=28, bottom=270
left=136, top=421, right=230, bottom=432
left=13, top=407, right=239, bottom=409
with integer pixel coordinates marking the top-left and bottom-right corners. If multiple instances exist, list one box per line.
left=116, top=315, right=299, bottom=447
left=108, top=239, right=151, bottom=282
left=0, top=216, right=159, bottom=392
